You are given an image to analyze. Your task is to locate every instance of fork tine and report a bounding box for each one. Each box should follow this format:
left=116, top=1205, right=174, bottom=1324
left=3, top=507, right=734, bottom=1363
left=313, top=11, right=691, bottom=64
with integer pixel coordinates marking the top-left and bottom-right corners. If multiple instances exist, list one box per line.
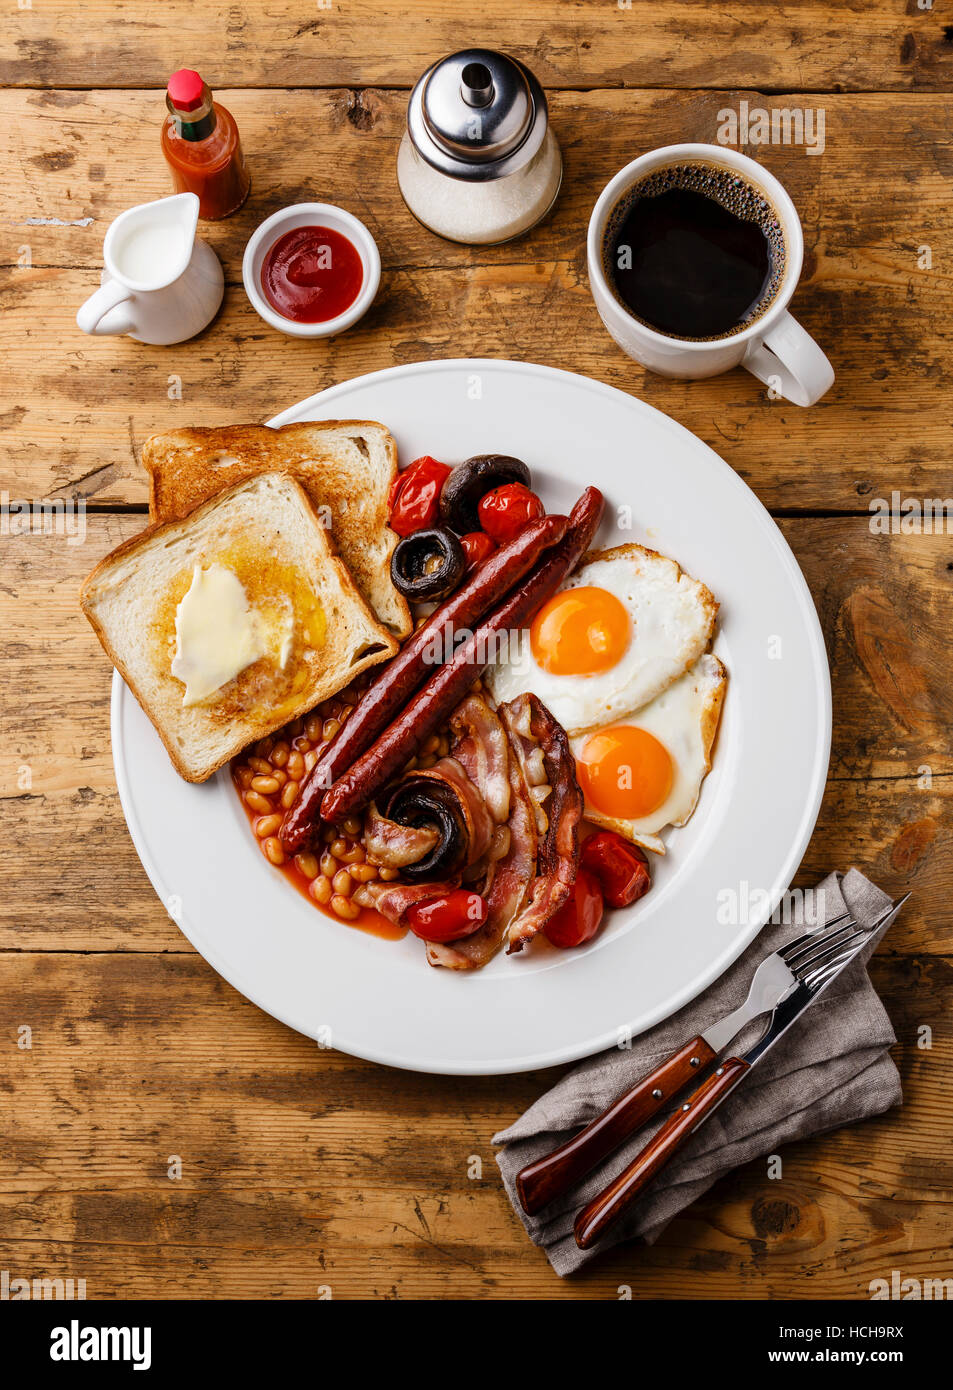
left=778, top=910, right=852, bottom=964
left=799, top=932, right=868, bottom=986
left=796, top=896, right=907, bottom=989
left=803, top=939, right=868, bottom=991
left=794, top=928, right=872, bottom=984
left=787, top=923, right=860, bottom=975
left=784, top=918, right=857, bottom=972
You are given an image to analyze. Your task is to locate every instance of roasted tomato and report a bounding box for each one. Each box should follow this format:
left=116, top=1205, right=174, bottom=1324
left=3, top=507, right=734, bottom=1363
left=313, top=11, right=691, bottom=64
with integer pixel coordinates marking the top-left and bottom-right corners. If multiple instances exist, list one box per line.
left=439, top=454, right=531, bottom=533
left=543, top=869, right=604, bottom=948
left=388, top=456, right=453, bottom=537
left=459, top=530, right=496, bottom=571
left=405, top=889, right=488, bottom=942
left=477, top=478, right=544, bottom=542
left=477, top=482, right=545, bottom=544
left=580, top=831, right=651, bottom=909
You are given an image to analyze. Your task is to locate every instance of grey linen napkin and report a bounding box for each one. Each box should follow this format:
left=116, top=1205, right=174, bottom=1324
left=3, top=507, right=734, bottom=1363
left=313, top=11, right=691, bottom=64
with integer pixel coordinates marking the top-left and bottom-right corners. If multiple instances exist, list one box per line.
left=494, top=869, right=901, bottom=1276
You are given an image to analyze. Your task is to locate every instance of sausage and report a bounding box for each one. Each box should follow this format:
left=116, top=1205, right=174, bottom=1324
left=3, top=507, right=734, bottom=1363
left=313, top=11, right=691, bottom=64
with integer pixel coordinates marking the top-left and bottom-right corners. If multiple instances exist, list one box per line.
left=320, top=487, right=604, bottom=824
left=280, top=512, right=568, bottom=852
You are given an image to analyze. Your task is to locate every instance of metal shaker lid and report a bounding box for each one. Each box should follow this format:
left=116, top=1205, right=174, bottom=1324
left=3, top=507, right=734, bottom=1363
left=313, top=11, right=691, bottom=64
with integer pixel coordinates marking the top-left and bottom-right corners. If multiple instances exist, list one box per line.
left=406, top=48, right=549, bottom=182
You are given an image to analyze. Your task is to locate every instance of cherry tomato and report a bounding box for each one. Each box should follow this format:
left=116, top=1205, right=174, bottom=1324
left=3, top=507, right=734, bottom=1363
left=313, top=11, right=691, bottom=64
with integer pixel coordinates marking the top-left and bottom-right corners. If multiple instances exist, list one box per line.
left=460, top=531, right=497, bottom=571
left=405, top=890, right=488, bottom=943
left=388, top=456, right=452, bottom=537
left=544, top=869, right=604, bottom=949
left=477, top=482, right=544, bottom=544
left=580, top=831, right=651, bottom=909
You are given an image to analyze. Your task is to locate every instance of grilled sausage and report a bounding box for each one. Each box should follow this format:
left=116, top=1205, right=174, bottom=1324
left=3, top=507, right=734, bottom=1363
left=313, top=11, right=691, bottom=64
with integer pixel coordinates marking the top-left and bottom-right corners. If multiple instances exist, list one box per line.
left=280, top=513, right=569, bottom=852
left=319, top=487, right=604, bottom=823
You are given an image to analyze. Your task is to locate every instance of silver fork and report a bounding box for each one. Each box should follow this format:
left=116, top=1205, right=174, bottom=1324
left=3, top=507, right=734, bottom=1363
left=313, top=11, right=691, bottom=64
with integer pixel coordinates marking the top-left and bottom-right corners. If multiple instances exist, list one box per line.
left=518, top=908, right=878, bottom=1217
left=572, top=894, right=909, bottom=1247
left=702, top=910, right=867, bottom=1053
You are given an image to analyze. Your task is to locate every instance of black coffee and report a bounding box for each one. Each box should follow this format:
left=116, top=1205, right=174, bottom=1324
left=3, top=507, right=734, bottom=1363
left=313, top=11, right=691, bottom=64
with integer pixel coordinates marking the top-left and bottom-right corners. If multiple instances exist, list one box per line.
left=603, top=163, right=785, bottom=340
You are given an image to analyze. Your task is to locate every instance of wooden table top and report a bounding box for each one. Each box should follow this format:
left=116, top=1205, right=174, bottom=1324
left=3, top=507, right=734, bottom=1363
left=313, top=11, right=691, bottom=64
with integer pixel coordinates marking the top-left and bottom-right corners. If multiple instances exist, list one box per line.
left=2, top=2, right=951, bottom=1300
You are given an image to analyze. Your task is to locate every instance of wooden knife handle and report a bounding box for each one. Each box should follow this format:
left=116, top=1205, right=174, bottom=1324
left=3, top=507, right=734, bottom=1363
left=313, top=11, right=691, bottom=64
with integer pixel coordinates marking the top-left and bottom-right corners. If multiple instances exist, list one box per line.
left=573, top=1055, right=750, bottom=1250
left=516, top=1035, right=717, bottom=1216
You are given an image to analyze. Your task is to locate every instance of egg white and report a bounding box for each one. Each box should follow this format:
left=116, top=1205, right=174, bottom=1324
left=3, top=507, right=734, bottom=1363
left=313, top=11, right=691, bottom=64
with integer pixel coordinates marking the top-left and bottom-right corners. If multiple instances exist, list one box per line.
left=485, top=544, right=718, bottom=735
left=571, top=653, right=727, bottom=854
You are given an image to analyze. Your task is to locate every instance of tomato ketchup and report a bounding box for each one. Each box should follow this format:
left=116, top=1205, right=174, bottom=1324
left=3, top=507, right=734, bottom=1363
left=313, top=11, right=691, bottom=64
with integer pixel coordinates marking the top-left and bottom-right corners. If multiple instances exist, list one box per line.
left=260, top=225, right=364, bottom=324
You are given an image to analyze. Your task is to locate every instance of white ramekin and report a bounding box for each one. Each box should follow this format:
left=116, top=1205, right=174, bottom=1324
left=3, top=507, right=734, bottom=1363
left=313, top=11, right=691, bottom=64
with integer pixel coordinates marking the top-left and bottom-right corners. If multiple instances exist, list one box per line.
left=242, top=202, right=381, bottom=339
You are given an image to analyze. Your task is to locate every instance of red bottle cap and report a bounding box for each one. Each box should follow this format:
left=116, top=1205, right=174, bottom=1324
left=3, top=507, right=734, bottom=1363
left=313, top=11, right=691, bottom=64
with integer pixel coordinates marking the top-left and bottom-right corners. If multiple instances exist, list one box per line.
left=167, top=69, right=206, bottom=112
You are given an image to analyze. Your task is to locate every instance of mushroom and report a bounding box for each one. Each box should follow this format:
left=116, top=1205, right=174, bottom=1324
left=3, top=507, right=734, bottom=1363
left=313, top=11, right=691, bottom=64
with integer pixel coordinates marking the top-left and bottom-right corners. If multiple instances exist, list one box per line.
left=439, top=454, right=531, bottom=534
left=381, top=776, right=470, bottom=881
left=390, top=526, right=465, bottom=603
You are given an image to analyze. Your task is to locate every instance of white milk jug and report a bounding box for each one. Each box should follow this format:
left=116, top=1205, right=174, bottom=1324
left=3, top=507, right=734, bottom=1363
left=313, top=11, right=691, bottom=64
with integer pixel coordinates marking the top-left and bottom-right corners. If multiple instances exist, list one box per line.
left=76, top=193, right=224, bottom=345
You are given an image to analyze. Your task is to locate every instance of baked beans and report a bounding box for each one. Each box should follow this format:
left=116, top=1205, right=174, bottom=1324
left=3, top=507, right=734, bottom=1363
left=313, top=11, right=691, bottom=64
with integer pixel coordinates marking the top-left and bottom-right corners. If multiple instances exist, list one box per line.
left=263, top=837, right=285, bottom=866
left=331, top=894, right=360, bottom=920
left=231, top=683, right=404, bottom=921
left=294, top=853, right=319, bottom=880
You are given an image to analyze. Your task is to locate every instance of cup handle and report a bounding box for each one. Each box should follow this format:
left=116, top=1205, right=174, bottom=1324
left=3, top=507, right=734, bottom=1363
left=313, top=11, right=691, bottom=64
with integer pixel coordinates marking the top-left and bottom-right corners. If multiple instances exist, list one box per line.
left=76, top=279, right=135, bottom=336
left=742, top=310, right=834, bottom=406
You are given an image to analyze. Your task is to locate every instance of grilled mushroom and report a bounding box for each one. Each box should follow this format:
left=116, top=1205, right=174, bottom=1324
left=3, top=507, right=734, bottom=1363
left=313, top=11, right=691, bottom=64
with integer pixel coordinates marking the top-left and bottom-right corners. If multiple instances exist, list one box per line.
left=439, top=454, right=531, bottom=534
left=390, top=526, right=465, bottom=602
left=381, top=775, right=470, bottom=881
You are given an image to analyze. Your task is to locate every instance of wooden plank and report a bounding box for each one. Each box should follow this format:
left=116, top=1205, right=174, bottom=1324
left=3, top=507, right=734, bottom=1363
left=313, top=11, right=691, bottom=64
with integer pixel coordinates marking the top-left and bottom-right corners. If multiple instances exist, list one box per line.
left=2, top=89, right=951, bottom=512
left=0, top=948, right=947, bottom=1298
left=1, top=515, right=950, bottom=951
left=2, top=1, right=951, bottom=92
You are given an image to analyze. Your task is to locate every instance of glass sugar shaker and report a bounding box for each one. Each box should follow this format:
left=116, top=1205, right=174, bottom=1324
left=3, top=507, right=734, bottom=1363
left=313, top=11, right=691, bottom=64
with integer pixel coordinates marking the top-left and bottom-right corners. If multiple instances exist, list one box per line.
left=397, top=48, right=562, bottom=245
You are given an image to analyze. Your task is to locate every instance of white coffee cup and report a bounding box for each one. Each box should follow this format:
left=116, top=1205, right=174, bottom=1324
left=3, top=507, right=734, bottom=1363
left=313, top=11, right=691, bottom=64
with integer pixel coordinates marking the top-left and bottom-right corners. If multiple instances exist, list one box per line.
left=587, top=143, right=834, bottom=406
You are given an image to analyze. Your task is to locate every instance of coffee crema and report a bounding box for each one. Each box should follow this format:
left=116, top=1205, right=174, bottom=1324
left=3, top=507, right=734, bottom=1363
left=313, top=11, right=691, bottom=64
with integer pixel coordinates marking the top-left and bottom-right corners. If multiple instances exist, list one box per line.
left=602, top=163, right=786, bottom=341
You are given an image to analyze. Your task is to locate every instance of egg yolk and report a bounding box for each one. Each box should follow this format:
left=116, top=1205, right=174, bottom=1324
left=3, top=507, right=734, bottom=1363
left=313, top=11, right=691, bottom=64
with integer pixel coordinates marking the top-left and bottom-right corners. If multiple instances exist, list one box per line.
left=577, top=726, right=674, bottom=819
left=530, top=586, right=631, bottom=676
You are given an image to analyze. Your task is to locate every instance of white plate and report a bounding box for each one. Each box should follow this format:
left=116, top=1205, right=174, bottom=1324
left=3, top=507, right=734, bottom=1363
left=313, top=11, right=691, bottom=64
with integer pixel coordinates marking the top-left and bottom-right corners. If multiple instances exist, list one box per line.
left=113, top=359, right=830, bottom=1075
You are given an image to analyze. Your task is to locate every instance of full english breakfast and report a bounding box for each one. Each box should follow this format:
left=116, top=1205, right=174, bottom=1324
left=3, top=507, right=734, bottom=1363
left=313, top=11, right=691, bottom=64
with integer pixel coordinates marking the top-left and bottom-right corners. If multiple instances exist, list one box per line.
left=81, top=422, right=727, bottom=968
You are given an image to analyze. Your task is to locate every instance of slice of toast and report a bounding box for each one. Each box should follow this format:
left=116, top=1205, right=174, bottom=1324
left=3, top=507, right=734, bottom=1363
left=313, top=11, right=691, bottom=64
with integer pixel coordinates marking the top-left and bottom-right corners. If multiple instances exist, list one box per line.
left=81, top=471, right=398, bottom=783
left=142, top=421, right=412, bottom=639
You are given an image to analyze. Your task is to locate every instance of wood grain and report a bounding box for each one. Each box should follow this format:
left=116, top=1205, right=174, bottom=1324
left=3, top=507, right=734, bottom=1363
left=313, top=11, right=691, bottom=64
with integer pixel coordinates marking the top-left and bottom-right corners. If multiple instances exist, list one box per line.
left=3, top=1, right=952, bottom=1300
left=3, top=1, right=951, bottom=92
left=0, top=948, right=947, bottom=1298
left=2, top=88, right=951, bottom=512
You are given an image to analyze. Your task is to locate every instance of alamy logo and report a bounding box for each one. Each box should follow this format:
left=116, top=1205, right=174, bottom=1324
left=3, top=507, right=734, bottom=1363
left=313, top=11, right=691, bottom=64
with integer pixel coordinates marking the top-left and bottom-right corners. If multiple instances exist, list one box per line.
left=716, top=100, right=825, bottom=155
left=868, top=492, right=953, bottom=534
left=0, top=491, right=87, bottom=545
left=50, top=1320, right=152, bottom=1371
left=869, top=1271, right=953, bottom=1300
left=1, top=1268, right=86, bottom=1300
left=716, top=882, right=826, bottom=927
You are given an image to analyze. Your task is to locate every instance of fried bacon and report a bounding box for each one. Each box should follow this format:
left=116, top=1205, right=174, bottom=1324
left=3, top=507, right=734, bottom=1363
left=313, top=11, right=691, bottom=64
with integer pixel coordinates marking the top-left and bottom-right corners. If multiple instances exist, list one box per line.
left=426, top=732, right=538, bottom=970
left=354, top=880, right=459, bottom=924
left=357, top=695, right=581, bottom=964
left=498, top=694, right=584, bottom=954
left=419, top=757, right=494, bottom=867
left=449, top=692, right=511, bottom=825
left=363, top=803, right=441, bottom=869
left=499, top=693, right=552, bottom=835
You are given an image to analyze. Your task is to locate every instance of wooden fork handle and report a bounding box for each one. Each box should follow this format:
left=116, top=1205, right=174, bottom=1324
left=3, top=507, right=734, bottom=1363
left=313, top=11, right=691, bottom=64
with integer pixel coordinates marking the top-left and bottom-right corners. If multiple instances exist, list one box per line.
left=573, top=1056, right=750, bottom=1250
left=516, top=1035, right=717, bottom=1216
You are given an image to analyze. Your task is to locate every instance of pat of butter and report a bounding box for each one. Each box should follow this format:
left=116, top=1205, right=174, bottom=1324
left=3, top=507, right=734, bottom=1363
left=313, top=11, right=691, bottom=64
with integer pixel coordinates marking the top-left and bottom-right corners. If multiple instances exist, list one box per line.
left=172, top=563, right=266, bottom=706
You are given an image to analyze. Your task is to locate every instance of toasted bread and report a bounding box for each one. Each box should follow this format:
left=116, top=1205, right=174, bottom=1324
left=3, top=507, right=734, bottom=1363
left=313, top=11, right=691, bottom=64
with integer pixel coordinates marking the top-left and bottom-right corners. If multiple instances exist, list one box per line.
left=143, top=421, right=412, bottom=639
left=81, top=471, right=398, bottom=783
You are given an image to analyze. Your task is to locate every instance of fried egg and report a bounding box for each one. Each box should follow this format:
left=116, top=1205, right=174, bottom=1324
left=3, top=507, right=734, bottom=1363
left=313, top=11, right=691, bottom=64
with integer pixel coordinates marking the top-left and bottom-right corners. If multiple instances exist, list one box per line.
left=570, top=653, right=727, bottom=854
left=485, top=544, right=718, bottom=735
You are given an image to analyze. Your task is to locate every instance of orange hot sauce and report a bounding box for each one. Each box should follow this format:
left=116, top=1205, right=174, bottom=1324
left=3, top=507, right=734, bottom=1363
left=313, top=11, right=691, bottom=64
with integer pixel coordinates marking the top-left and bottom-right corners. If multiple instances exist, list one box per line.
left=161, top=68, right=250, bottom=220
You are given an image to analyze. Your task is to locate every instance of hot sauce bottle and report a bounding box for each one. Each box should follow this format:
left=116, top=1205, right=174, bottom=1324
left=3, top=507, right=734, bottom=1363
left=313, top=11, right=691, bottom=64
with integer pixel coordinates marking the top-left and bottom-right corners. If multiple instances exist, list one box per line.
left=161, top=69, right=250, bottom=220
